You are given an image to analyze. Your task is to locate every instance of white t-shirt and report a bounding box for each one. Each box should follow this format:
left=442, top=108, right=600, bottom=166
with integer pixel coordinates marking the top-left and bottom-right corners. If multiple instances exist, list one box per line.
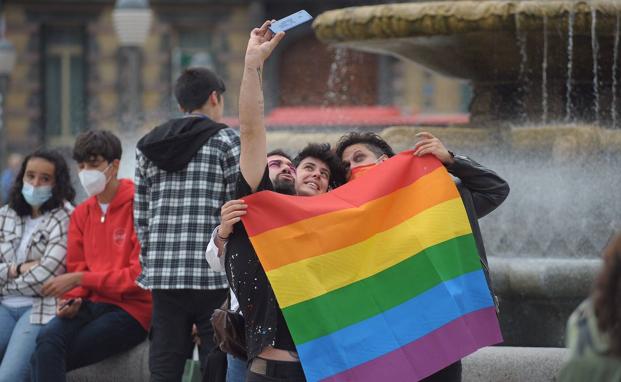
left=205, top=226, right=239, bottom=311
left=2, top=215, right=45, bottom=308
left=99, top=203, right=109, bottom=214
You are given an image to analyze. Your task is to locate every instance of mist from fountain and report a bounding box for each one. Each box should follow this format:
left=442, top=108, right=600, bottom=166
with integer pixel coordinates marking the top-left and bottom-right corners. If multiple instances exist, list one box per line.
left=613, top=12, right=620, bottom=129
left=592, top=6, right=600, bottom=124
left=324, top=47, right=350, bottom=106
left=516, top=14, right=529, bottom=123
left=478, top=150, right=620, bottom=260
left=542, top=14, right=549, bottom=125
left=565, top=7, right=575, bottom=123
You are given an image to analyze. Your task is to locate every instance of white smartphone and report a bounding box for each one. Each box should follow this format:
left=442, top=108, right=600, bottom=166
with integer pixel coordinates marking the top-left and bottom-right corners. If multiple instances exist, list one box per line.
left=269, top=10, right=313, bottom=34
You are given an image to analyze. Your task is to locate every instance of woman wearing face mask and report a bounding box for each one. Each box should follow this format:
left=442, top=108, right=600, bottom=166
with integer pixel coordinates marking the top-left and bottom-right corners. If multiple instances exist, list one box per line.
left=0, top=149, right=75, bottom=382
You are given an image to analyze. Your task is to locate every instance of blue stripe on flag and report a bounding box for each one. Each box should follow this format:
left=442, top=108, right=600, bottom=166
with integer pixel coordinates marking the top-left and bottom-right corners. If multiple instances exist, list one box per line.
left=296, top=270, right=494, bottom=382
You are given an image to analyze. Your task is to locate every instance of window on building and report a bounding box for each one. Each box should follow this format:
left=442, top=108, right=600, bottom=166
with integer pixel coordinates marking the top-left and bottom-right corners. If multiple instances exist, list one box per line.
left=460, top=82, right=473, bottom=113
left=43, top=26, right=86, bottom=143
left=422, top=71, right=435, bottom=111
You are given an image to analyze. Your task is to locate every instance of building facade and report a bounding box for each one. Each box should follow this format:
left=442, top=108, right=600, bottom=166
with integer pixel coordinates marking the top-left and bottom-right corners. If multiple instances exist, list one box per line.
left=2, top=0, right=471, bottom=158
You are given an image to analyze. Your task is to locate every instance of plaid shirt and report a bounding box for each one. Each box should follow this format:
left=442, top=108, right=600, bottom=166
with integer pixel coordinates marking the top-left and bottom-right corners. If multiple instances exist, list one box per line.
left=134, top=127, right=240, bottom=290
left=0, top=203, right=73, bottom=324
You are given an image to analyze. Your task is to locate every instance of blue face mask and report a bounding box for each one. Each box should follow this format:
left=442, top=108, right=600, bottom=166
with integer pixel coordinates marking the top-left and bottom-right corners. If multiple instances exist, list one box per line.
left=21, top=182, right=53, bottom=207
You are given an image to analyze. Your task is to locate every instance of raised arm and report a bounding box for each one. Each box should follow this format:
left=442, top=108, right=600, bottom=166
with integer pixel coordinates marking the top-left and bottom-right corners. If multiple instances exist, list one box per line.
left=239, top=21, right=284, bottom=191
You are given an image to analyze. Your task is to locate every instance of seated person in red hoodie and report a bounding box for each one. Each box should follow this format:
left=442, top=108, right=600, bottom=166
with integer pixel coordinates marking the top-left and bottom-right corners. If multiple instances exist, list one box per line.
left=30, top=130, right=152, bottom=382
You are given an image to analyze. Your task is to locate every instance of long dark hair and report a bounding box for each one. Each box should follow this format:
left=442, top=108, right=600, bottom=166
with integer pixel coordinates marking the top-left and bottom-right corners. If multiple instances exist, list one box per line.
left=8, top=149, right=75, bottom=217
left=593, top=232, right=621, bottom=356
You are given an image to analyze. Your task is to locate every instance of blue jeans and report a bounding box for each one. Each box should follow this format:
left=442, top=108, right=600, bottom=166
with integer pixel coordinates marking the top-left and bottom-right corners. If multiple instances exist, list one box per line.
left=30, top=301, right=147, bottom=382
left=0, top=305, right=40, bottom=382
left=226, top=354, right=246, bottom=382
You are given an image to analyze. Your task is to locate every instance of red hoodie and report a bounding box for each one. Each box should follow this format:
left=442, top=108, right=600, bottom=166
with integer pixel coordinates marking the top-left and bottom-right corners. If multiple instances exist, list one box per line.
left=65, top=179, right=152, bottom=330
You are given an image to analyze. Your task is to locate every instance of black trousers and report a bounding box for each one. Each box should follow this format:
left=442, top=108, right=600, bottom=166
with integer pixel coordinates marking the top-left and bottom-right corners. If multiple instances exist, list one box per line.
left=149, top=288, right=228, bottom=382
left=421, top=360, right=462, bottom=382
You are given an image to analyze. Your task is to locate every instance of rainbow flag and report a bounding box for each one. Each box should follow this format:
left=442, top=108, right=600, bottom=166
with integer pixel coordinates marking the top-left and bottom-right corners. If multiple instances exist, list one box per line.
left=241, top=152, right=502, bottom=382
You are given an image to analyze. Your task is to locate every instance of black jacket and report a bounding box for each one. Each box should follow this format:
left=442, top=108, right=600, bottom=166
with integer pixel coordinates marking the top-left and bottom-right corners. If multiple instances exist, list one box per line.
left=446, top=155, right=510, bottom=305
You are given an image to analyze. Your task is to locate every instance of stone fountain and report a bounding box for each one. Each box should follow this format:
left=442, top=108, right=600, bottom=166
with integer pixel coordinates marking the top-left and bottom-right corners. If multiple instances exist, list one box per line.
left=314, top=0, right=621, bottom=126
left=312, top=1, right=621, bottom=380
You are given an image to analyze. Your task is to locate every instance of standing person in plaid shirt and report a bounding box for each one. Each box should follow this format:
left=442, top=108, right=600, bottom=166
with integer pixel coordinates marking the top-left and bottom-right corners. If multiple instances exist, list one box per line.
left=134, top=67, right=240, bottom=381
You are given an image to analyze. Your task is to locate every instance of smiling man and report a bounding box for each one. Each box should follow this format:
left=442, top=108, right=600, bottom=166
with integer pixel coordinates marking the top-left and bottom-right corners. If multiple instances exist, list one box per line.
left=207, top=143, right=344, bottom=382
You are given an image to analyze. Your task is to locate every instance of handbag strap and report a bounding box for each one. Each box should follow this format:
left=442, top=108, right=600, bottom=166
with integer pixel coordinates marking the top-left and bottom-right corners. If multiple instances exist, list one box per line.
left=221, top=291, right=242, bottom=315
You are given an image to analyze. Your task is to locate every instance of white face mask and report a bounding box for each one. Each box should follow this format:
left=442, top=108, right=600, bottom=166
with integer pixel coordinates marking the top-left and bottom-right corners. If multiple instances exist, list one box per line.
left=79, top=164, right=111, bottom=197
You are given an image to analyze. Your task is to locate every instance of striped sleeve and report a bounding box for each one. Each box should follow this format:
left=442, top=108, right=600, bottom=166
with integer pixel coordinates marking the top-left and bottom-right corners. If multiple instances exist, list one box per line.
left=0, top=206, right=18, bottom=285
left=133, top=148, right=150, bottom=267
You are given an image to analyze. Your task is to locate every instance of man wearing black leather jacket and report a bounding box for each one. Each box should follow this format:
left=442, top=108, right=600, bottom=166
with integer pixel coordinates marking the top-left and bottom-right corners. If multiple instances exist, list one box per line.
left=335, top=131, right=510, bottom=382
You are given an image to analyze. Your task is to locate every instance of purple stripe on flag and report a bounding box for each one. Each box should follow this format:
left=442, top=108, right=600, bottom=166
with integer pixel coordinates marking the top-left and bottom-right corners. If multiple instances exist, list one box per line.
left=321, top=307, right=502, bottom=382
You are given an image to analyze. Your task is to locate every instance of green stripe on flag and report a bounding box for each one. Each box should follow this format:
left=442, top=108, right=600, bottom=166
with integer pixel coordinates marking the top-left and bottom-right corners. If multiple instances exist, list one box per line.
left=282, top=234, right=483, bottom=345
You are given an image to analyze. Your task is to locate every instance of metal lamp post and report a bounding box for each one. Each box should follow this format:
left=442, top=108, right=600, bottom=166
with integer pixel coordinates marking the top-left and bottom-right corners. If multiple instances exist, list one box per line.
left=0, top=20, right=16, bottom=169
left=112, top=0, right=152, bottom=131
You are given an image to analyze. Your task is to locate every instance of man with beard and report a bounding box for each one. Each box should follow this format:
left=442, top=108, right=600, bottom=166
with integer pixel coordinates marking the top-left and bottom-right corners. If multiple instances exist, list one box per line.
left=205, top=148, right=294, bottom=382
left=205, top=145, right=343, bottom=382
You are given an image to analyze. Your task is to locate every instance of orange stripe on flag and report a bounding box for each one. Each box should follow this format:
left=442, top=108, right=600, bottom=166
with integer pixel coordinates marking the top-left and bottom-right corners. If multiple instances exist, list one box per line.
left=242, top=154, right=442, bottom=237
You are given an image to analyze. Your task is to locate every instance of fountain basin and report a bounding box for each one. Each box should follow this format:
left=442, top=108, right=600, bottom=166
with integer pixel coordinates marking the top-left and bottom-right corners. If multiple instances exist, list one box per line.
left=314, top=1, right=621, bottom=124
left=314, top=1, right=621, bottom=83
left=490, top=257, right=600, bottom=347
left=463, top=346, right=567, bottom=381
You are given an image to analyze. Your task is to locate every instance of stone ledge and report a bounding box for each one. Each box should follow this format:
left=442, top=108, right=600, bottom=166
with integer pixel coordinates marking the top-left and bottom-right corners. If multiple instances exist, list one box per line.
left=489, top=257, right=601, bottom=298
left=66, top=342, right=568, bottom=382
left=463, top=346, right=567, bottom=382
left=67, top=340, right=150, bottom=382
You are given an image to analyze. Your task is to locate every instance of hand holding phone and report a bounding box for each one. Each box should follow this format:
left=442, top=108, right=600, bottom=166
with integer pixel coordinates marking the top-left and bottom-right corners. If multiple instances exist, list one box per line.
left=269, top=10, right=313, bottom=34
left=57, top=298, right=82, bottom=318
left=59, top=298, right=76, bottom=311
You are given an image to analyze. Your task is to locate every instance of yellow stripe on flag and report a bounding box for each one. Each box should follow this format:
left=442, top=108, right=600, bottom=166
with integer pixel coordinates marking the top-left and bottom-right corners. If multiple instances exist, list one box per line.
left=260, top=198, right=472, bottom=308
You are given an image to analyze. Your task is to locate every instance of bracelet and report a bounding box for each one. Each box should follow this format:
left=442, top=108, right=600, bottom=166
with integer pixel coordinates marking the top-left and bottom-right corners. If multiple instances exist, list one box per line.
left=216, top=229, right=229, bottom=242
left=16, top=263, right=23, bottom=276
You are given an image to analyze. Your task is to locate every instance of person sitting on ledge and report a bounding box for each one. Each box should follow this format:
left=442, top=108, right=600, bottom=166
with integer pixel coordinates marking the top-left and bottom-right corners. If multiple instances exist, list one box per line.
left=0, top=149, right=74, bottom=382
left=30, top=130, right=152, bottom=382
left=559, top=232, right=621, bottom=382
